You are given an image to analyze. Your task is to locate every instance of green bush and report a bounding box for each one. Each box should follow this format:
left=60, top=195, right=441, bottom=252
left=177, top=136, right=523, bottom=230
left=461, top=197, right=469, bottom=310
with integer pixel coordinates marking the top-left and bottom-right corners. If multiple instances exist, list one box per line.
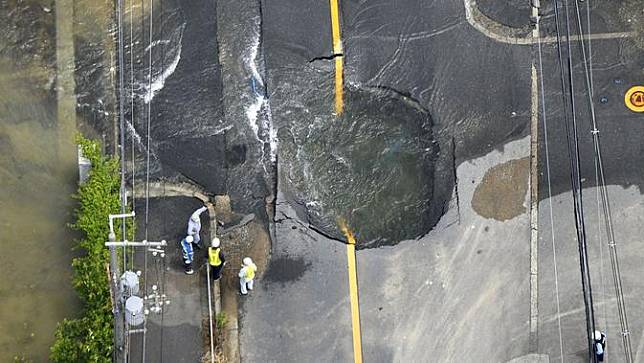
left=50, top=136, right=133, bottom=362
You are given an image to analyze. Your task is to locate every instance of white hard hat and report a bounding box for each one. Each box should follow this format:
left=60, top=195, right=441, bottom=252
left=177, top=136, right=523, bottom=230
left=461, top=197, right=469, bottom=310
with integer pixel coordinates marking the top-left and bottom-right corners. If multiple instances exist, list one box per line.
left=243, top=257, right=253, bottom=266
left=211, top=238, right=220, bottom=248
left=594, top=330, right=602, bottom=341
left=185, top=235, right=194, bottom=243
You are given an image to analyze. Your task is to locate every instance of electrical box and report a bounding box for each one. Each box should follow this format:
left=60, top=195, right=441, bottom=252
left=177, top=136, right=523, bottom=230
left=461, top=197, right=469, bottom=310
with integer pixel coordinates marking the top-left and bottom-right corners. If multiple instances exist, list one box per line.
left=125, top=296, right=145, bottom=326
left=120, top=270, right=140, bottom=297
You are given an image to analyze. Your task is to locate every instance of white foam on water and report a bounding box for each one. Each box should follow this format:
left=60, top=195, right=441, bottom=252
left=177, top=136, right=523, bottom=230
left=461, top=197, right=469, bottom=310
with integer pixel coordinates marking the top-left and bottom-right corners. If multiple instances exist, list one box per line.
left=142, top=25, right=185, bottom=104
left=243, top=31, right=277, bottom=165
left=144, top=39, right=170, bottom=52
left=213, top=124, right=234, bottom=135
left=267, top=106, right=277, bottom=162
left=126, top=119, right=144, bottom=148
left=246, top=32, right=264, bottom=89
left=245, top=94, right=264, bottom=139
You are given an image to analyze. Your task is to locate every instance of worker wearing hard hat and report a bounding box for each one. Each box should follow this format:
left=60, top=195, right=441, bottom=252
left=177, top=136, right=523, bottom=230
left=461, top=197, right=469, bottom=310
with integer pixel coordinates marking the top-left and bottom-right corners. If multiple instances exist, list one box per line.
left=594, top=330, right=606, bottom=362
left=187, top=206, right=208, bottom=248
left=208, top=237, right=226, bottom=281
left=238, top=257, right=257, bottom=295
left=180, top=235, right=195, bottom=275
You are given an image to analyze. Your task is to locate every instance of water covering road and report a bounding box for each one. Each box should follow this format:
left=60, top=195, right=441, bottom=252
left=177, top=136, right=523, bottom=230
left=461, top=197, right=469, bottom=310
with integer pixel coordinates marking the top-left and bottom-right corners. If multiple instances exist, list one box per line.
left=0, top=1, right=79, bottom=360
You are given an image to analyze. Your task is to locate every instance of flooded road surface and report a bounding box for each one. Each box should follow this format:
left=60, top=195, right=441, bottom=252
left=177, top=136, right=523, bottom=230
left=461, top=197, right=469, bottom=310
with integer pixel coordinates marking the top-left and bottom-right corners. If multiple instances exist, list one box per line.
left=0, top=61, right=79, bottom=361
left=0, top=1, right=79, bottom=361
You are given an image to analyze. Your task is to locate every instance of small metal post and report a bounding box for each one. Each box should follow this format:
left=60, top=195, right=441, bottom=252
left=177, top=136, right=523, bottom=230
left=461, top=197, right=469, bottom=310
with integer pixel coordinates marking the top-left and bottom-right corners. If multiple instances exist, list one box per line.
left=108, top=232, right=125, bottom=363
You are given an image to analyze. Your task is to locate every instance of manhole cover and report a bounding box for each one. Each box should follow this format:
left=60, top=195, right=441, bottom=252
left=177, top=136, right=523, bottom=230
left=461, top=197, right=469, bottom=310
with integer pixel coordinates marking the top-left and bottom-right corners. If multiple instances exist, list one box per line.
left=625, top=86, right=644, bottom=112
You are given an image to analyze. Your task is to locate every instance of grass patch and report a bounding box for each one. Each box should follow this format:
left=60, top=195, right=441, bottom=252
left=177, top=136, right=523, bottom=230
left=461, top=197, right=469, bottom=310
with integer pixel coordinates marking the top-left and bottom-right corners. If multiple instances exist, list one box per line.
left=201, top=311, right=228, bottom=363
left=216, top=312, right=228, bottom=330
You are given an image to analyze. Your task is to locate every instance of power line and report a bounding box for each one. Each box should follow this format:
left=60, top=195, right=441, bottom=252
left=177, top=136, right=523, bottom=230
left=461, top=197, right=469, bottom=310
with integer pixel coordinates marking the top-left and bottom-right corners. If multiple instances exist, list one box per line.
left=552, top=0, right=597, bottom=359
left=125, top=0, right=137, bottom=360
left=114, top=0, right=129, bottom=360
left=159, top=184, right=167, bottom=363
left=535, top=17, right=565, bottom=361
left=158, top=2, right=168, bottom=360
left=563, top=0, right=598, bottom=359
left=570, top=0, right=633, bottom=359
left=142, top=0, right=154, bottom=358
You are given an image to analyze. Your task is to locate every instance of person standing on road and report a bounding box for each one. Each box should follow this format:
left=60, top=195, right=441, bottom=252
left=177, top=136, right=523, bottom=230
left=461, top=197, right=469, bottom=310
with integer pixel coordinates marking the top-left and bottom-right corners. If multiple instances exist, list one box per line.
left=208, top=237, right=226, bottom=281
left=238, top=257, right=257, bottom=296
left=594, top=330, right=606, bottom=362
left=180, top=235, right=195, bottom=275
left=187, top=206, right=208, bottom=248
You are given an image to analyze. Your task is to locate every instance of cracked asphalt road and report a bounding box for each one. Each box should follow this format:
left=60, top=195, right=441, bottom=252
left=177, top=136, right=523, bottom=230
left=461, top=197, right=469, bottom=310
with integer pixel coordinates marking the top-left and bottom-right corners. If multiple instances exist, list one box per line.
left=240, top=0, right=644, bottom=362
left=240, top=0, right=536, bottom=361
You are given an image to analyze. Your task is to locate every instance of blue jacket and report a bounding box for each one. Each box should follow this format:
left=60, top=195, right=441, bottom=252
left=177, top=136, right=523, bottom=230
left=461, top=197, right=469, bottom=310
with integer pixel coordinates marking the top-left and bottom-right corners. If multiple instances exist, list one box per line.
left=181, top=238, right=194, bottom=264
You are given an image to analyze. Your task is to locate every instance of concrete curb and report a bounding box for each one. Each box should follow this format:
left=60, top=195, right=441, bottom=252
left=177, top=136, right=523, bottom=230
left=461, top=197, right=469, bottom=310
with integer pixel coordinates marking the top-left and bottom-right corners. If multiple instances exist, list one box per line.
left=529, top=60, right=540, bottom=352
left=130, top=180, right=210, bottom=200
left=463, top=0, right=533, bottom=45
left=207, top=200, right=240, bottom=363
left=206, top=201, right=222, bottom=314
left=222, top=285, right=240, bottom=363
left=463, top=0, right=635, bottom=45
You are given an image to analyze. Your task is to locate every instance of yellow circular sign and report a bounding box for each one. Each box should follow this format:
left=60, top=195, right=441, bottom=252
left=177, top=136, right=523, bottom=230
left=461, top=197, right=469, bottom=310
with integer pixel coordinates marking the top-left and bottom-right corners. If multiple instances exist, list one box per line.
left=625, top=86, right=644, bottom=112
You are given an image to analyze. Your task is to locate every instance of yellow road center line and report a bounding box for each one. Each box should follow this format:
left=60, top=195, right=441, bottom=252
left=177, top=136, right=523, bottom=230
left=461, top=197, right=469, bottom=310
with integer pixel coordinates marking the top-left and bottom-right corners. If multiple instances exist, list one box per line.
left=339, top=220, right=363, bottom=363
left=334, top=57, right=344, bottom=115
left=346, top=241, right=363, bottom=363
left=329, top=0, right=342, bottom=54
left=329, top=0, right=344, bottom=115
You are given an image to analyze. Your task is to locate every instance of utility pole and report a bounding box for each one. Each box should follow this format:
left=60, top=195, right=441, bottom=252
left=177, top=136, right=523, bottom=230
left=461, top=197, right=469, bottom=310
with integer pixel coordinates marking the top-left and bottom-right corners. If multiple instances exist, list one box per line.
left=106, top=211, right=167, bottom=362
left=107, top=212, right=132, bottom=363
left=108, top=232, right=124, bottom=362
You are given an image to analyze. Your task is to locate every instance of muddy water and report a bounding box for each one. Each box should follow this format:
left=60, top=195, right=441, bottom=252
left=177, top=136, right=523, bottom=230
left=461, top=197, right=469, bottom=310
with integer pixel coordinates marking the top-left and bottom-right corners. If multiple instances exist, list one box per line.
left=0, top=61, right=79, bottom=362
left=275, top=75, right=449, bottom=248
left=0, top=1, right=80, bottom=361
left=471, top=157, right=529, bottom=221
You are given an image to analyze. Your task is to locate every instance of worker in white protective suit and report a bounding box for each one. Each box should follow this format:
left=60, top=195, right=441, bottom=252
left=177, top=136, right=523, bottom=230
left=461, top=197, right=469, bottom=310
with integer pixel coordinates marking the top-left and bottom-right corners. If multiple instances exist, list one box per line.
left=238, top=257, right=257, bottom=296
left=187, top=206, right=208, bottom=248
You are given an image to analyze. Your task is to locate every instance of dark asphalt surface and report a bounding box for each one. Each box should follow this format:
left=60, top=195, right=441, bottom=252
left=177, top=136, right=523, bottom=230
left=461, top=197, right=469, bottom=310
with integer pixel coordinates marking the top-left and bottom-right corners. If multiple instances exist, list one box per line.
left=241, top=0, right=536, bottom=361
left=146, top=0, right=227, bottom=194
left=478, top=0, right=532, bottom=28
left=537, top=4, right=644, bottom=196
left=262, top=0, right=532, bottom=245
left=536, top=2, right=644, bottom=361
left=342, top=0, right=532, bottom=163
left=239, top=201, right=353, bottom=362
left=241, top=0, right=644, bottom=361
left=129, top=197, right=210, bottom=362
left=122, top=0, right=270, bottom=217
left=106, top=0, right=644, bottom=361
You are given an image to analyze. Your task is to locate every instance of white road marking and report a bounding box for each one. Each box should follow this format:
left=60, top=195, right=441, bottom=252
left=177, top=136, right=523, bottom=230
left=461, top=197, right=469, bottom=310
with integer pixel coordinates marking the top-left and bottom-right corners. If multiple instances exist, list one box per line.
left=463, top=0, right=634, bottom=45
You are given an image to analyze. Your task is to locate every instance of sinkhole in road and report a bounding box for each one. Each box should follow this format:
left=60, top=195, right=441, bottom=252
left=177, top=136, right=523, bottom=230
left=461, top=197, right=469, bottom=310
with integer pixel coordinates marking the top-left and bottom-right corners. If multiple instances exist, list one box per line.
left=284, top=87, right=450, bottom=249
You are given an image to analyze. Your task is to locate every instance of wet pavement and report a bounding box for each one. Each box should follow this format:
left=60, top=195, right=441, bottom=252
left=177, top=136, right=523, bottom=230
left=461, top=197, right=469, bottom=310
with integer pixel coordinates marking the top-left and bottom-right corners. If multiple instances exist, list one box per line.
left=129, top=196, right=211, bottom=362
left=478, top=0, right=532, bottom=28
left=240, top=0, right=535, bottom=360
left=240, top=0, right=644, bottom=362
left=240, top=199, right=353, bottom=362
left=537, top=186, right=644, bottom=361
left=535, top=1, right=644, bottom=361
left=356, top=137, right=532, bottom=362
left=2, top=0, right=643, bottom=361
left=241, top=137, right=534, bottom=362
left=264, top=0, right=532, bottom=246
